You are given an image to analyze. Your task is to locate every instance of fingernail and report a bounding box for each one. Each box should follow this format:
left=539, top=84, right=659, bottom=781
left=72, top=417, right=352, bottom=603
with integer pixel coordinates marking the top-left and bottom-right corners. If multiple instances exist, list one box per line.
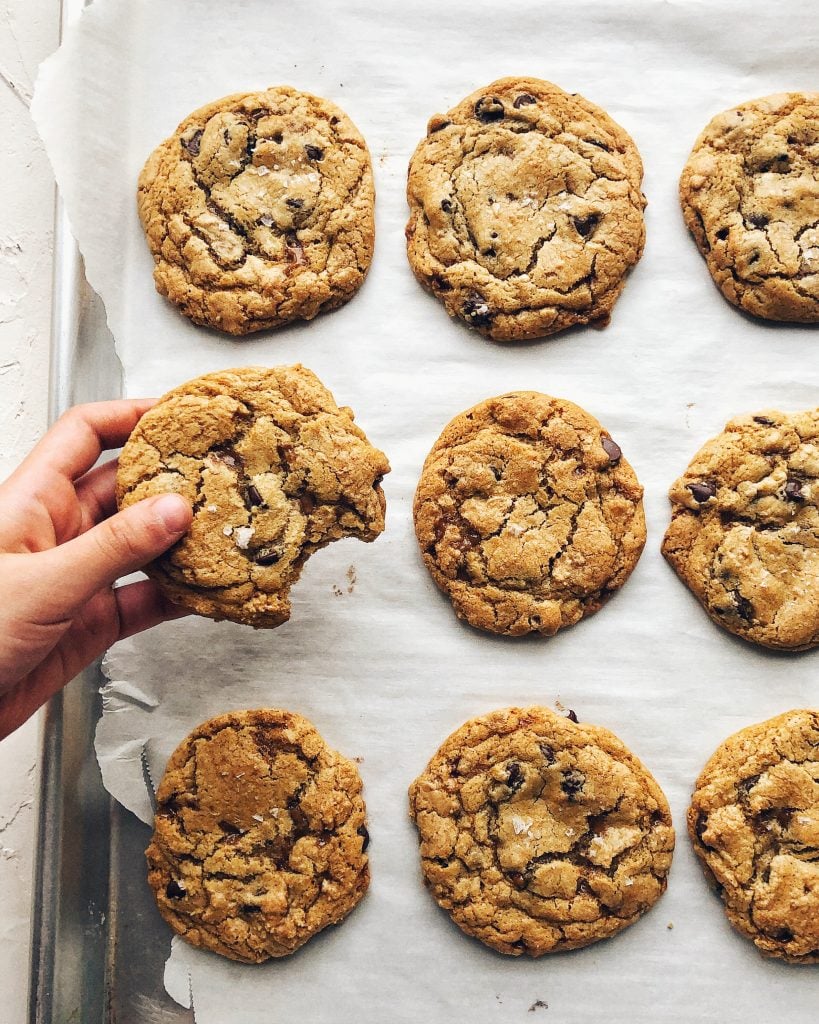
left=152, top=493, right=192, bottom=533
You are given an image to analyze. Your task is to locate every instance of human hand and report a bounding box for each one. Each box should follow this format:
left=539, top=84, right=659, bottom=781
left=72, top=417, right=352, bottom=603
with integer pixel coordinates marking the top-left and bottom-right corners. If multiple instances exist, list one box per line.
left=0, top=400, right=192, bottom=739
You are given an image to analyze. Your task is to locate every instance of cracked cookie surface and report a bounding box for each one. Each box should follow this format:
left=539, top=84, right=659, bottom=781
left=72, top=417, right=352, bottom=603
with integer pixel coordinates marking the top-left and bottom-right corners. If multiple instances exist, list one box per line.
left=688, top=710, right=819, bottom=964
left=413, top=392, right=646, bottom=636
left=680, top=92, right=819, bottom=322
left=138, top=86, right=374, bottom=334
left=409, top=706, right=674, bottom=956
left=116, top=365, right=389, bottom=628
left=662, top=409, right=819, bottom=649
left=147, top=709, right=369, bottom=962
left=405, top=76, right=646, bottom=341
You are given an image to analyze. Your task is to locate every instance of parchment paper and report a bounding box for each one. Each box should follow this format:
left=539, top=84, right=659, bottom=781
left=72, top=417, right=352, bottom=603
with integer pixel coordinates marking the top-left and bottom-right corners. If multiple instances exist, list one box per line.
left=33, top=0, right=819, bottom=1020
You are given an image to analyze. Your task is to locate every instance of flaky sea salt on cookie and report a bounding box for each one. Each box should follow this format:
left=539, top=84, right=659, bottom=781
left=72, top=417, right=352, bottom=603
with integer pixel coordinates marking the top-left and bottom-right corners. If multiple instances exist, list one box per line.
left=413, top=391, right=645, bottom=636
left=680, top=92, right=819, bottom=322
left=116, top=365, right=389, bottom=628
left=147, top=709, right=370, bottom=962
left=406, top=77, right=646, bottom=341
left=138, top=86, right=375, bottom=334
left=409, top=706, right=674, bottom=956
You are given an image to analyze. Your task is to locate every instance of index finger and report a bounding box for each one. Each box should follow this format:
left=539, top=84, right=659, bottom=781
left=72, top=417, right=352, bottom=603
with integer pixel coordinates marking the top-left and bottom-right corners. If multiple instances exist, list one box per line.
left=20, top=399, right=157, bottom=482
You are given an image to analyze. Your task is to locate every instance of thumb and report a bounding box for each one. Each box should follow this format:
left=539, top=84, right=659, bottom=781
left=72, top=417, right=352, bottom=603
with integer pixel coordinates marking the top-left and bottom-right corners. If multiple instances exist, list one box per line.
left=35, top=494, right=192, bottom=616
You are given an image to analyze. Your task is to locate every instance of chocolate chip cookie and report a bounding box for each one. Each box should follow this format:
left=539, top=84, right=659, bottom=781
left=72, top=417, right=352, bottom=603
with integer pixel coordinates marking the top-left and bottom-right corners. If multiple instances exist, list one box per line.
left=662, top=409, right=819, bottom=649
left=116, top=365, right=389, bottom=628
left=406, top=77, right=646, bottom=341
left=689, top=710, right=819, bottom=964
left=413, top=392, right=646, bottom=636
left=138, top=86, right=375, bottom=334
left=680, top=92, right=819, bottom=322
left=409, top=706, right=674, bottom=956
left=147, top=709, right=369, bottom=962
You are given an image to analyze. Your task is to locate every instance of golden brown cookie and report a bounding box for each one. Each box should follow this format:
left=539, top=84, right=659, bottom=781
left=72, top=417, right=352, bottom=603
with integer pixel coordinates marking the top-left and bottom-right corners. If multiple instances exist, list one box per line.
left=680, top=92, right=819, bottom=322
left=406, top=77, right=646, bottom=341
left=138, top=86, right=375, bottom=334
left=409, top=706, right=674, bottom=956
left=689, top=710, right=819, bottom=964
left=662, top=409, right=819, bottom=650
left=413, top=392, right=646, bottom=636
left=146, top=709, right=369, bottom=962
left=116, top=366, right=389, bottom=628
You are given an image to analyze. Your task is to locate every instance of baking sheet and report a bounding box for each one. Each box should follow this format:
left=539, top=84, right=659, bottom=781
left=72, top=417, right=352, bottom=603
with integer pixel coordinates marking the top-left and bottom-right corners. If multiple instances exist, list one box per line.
left=33, top=0, right=819, bottom=1020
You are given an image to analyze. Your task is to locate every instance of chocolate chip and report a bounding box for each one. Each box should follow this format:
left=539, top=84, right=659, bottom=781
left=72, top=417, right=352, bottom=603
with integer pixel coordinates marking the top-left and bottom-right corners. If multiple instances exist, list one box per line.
left=586, top=138, right=610, bottom=151
left=289, top=806, right=309, bottom=833
left=773, top=928, right=794, bottom=942
left=357, top=824, right=370, bottom=851
left=219, top=819, right=242, bottom=835
left=286, top=197, right=304, bottom=209
left=539, top=743, right=555, bottom=763
left=298, top=492, right=316, bottom=515
left=254, top=548, right=280, bottom=566
left=749, top=252, right=760, bottom=265
left=166, top=880, right=186, bottom=899
left=734, top=593, right=754, bottom=622
left=560, top=769, right=585, bottom=798
left=785, top=479, right=804, bottom=501
left=565, top=709, right=579, bottom=723
left=694, top=811, right=708, bottom=840
left=688, top=481, right=716, bottom=503
left=474, top=96, right=505, bottom=123
left=462, top=296, right=493, bottom=328
left=513, top=93, right=537, bottom=108
left=240, top=904, right=262, bottom=914
left=431, top=273, right=452, bottom=292
left=304, top=144, right=324, bottom=160
left=272, top=131, right=284, bottom=143
left=484, top=248, right=497, bottom=258
left=748, top=213, right=769, bottom=228
left=573, top=214, right=600, bottom=238
left=181, top=130, right=203, bottom=156
left=753, top=415, right=774, bottom=425
left=601, top=437, right=621, bottom=463
left=440, top=199, right=453, bottom=213
left=508, top=872, right=527, bottom=890
left=245, top=484, right=264, bottom=508
left=715, top=226, right=730, bottom=240
left=433, top=857, right=450, bottom=867
left=506, top=761, right=524, bottom=792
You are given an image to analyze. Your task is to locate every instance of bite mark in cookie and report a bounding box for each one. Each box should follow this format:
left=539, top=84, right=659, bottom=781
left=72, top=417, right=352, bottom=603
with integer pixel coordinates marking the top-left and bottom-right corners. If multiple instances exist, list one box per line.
left=116, top=365, right=389, bottom=628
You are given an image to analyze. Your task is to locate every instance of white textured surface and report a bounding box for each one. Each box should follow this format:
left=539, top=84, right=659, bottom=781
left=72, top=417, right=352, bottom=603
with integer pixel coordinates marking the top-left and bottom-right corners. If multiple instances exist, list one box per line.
left=0, top=0, right=58, bottom=1021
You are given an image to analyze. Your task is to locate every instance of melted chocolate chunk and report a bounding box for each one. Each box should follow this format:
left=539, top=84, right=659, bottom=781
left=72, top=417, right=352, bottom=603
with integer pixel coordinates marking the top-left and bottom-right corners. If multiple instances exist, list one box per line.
left=688, top=481, right=716, bottom=503
left=304, top=144, right=324, bottom=161
left=181, top=130, right=203, bottom=157
left=506, top=761, right=524, bottom=793
left=245, top=484, right=264, bottom=508
left=561, top=769, right=586, bottom=798
left=462, top=296, right=493, bottom=328
left=166, top=879, right=186, bottom=899
left=601, top=437, right=622, bottom=463
left=784, top=479, right=804, bottom=501
left=574, top=213, right=600, bottom=238
left=474, top=96, right=505, bottom=123
left=513, top=93, right=537, bottom=109
left=734, top=593, right=754, bottom=621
